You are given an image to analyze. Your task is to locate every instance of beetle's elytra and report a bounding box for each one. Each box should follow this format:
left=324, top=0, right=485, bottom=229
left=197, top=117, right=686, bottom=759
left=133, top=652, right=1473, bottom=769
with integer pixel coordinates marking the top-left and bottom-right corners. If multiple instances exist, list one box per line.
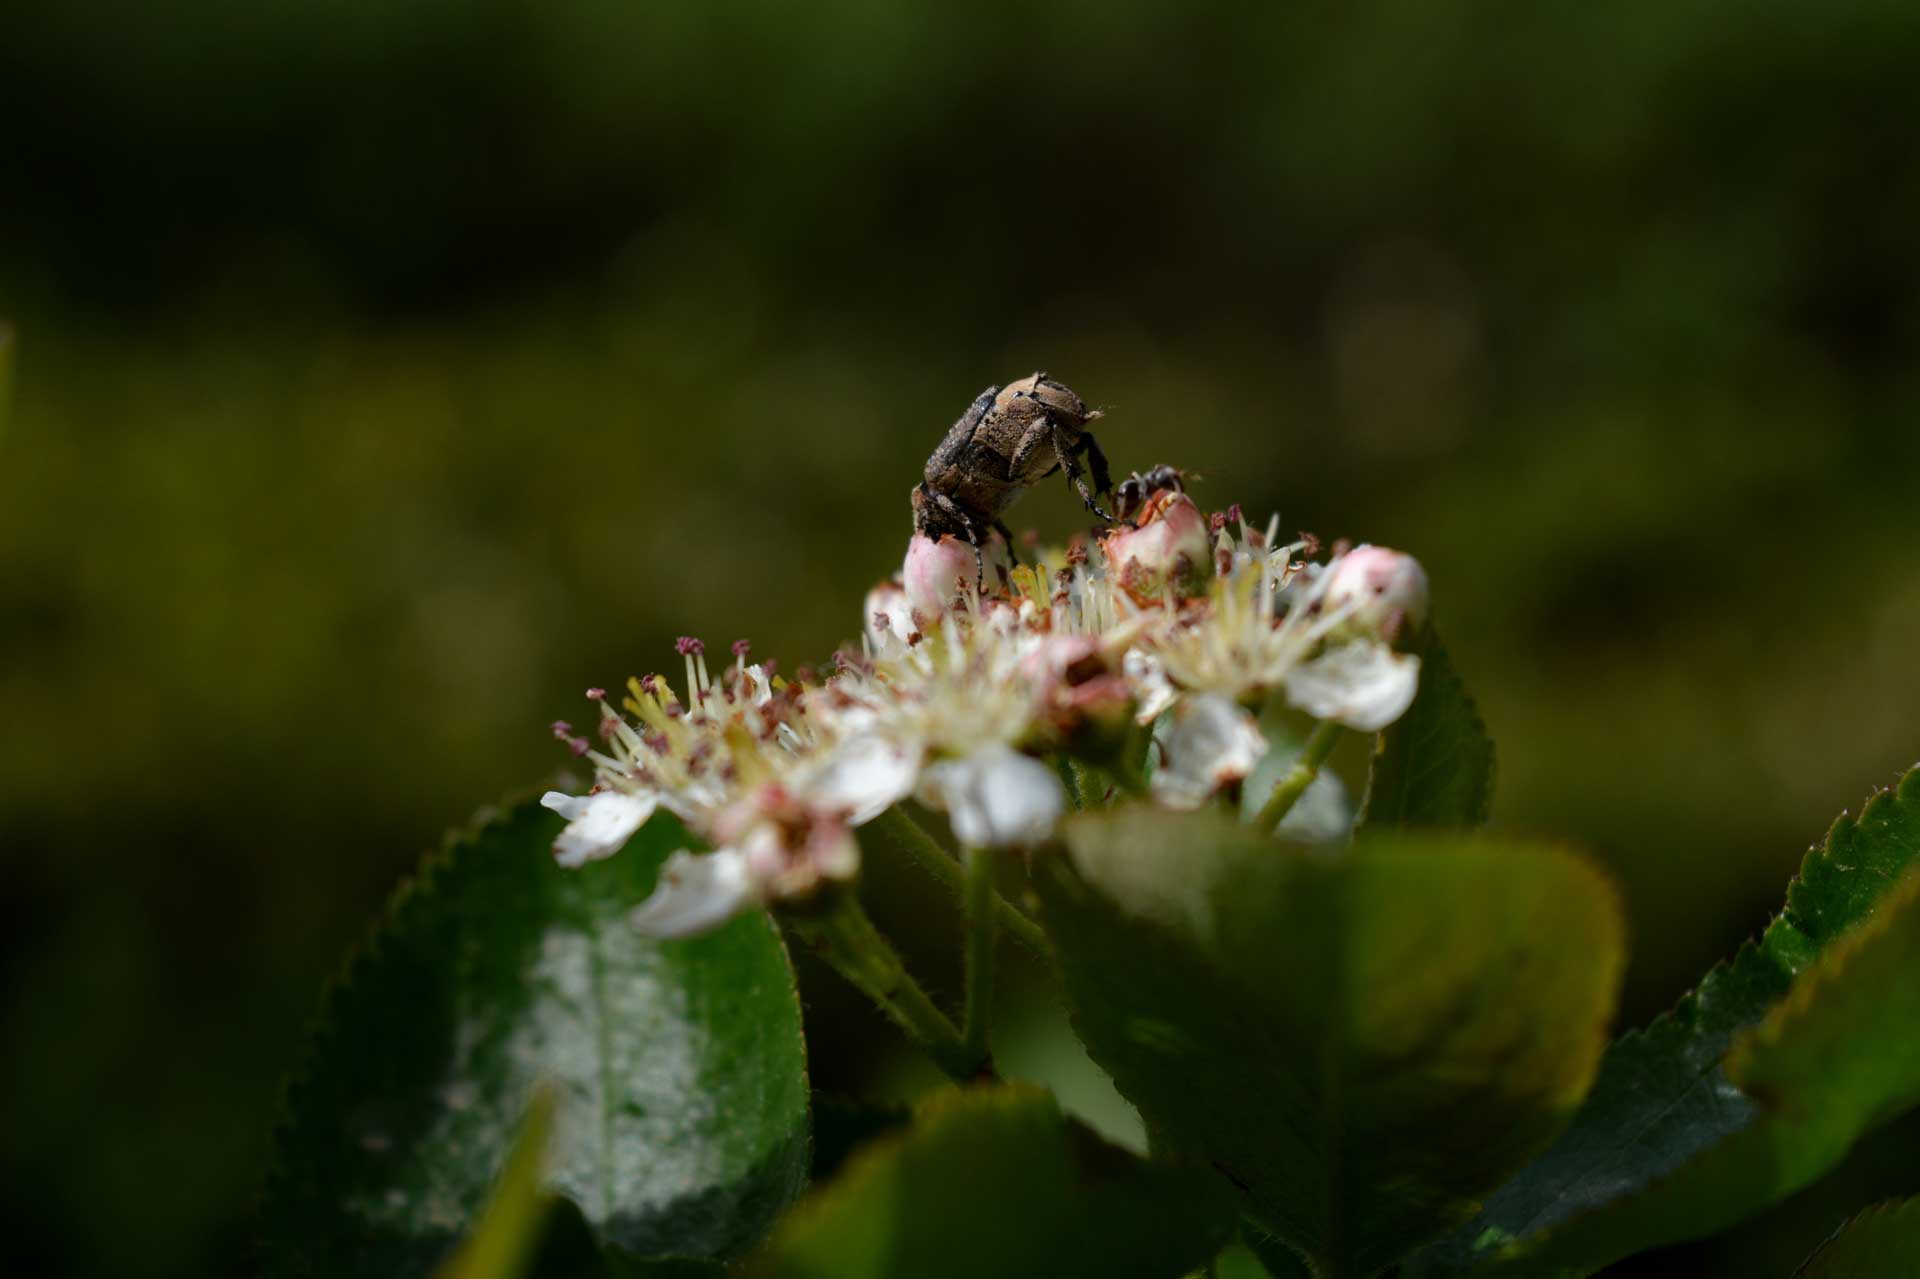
left=912, top=372, right=1115, bottom=581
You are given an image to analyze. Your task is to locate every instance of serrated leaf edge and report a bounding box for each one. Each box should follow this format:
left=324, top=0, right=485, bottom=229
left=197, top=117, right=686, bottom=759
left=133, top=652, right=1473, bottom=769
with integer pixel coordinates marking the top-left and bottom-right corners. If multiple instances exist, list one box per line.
left=1464, top=762, right=1920, bottom=1271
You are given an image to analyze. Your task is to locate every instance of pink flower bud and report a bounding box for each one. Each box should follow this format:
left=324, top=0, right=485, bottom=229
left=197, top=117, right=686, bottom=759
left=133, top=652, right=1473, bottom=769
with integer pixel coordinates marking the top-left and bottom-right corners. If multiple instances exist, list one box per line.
left=1322, top=545, right=1429, bottom=640
left=1102, top=491, right=1212, bottom=605
left=902, top=532, right=1011, bottom=618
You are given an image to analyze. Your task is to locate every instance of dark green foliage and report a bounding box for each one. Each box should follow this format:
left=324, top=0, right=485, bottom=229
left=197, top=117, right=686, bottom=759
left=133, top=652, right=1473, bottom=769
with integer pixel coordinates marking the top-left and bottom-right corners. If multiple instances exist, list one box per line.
left=1358, top=628, right=1495, bottom=831
left=747, top=1085, right=1234, bottom=1279
left=1794, top=1196, right=1920, bottom=1278
left=1424, top=766, right=1920, bottom=1275
left=1037, top=810, right=1625, bottom=1277
left=258, top=799, right=811, bottom=1277
left=807, top=1095, right=910, bottom=1183
left=1466, top=870, right=1920, bottom=1278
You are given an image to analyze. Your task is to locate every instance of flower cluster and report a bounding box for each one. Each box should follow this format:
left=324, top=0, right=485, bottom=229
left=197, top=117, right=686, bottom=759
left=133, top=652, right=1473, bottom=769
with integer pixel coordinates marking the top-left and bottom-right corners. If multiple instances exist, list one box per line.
left=543, top=469, right=1428, bottom=937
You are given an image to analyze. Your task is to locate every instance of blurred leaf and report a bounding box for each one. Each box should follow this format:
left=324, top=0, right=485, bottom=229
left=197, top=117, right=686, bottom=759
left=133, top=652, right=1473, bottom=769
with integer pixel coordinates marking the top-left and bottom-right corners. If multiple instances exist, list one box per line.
left=1239, top=1226, right=1313, bottom=1278
left=1358, top=628, right=1494, bottom=830
left=1036, top=810, right=1625, bottom=1277
left=1422, top=765, right=1920, bottom=1275
left=434, top=1091, right=555, bottom=1279
left=0, top=323, right=12, bottom=442
left=1212, top=1238, right=1301, bottom=1279
left=259, top=798, right=811, bottom=1276
left=747, top=1084, right=1233, bottom=1279
left=1794, top=1196, right=1920, bottom=1278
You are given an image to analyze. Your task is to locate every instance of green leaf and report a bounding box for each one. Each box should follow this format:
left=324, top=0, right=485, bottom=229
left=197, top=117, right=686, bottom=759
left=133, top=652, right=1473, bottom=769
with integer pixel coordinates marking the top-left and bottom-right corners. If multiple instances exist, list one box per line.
left=1795, top=1196, right=1920, bottom=1278
left=1467, top=870, right=1920, bottom=1278
left=1239, top=1226, right=1313, bottom=1279
left=435, top=1091, right=557, bottom=1279
left=260, top=797, right=811, bottom=1276
left=748, top=1084, right=1234, bottom=1279
left=1422, top=765, right=1920, bottom=1275
left=1036, top=810, right=1625, bottom=1278
left=1358, top=628, right=1495, bottom=830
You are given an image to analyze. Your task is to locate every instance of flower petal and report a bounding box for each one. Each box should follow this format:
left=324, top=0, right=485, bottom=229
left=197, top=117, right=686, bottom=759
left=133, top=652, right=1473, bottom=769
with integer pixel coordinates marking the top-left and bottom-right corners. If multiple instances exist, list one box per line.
left=1284, top=641, right=1421, bottom=732
left=1123, top=649, right=1179, bottom=724
left=920, top=743, right=1065, bottom=849
left=541, top=789, right=657, bottom=868
left=1271, top=770, right=1353, bottom=843
left=804, top=734, right=923, bottom=825
left=628, top=848, right=757, bottom=938
left=1151, top=693, right=1269, bottom=809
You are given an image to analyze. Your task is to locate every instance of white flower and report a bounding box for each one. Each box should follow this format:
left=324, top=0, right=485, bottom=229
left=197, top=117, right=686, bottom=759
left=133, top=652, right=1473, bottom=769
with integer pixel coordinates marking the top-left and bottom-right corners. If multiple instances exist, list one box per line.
left=919, top=742, right=1065, bottom=849
left=801, top=733, right=922, bottom=825
left=1151, top=694, right=1269, bottom=809
left=1123, top=648, right=1178, bottom=724
left=1273, top=771, right=1351, bottom=843
left=864, top=581, right=917, bottom=649
left=628, top=847, right=756, bottom=938
left=541, top=789, right=657, bottom=868
left=1283, top=640, right=1421, bottom=732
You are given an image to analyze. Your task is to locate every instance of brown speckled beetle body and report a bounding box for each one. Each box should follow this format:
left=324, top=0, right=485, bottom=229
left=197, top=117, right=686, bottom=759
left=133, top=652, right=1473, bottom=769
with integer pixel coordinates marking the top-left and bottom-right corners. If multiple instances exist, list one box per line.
left=912, top=372, right=1115, bottom=579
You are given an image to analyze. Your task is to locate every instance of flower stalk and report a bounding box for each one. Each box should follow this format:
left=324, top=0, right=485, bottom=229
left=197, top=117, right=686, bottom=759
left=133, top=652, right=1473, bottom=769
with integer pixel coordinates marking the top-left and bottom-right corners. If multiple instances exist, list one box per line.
left=1256, top=720, right=1345, bottom=833
left=785, top=891, right=979, bottom=1082
left=862, top=805, right=1049, bottom=957
left=960, top=846, right=997, bottom=1072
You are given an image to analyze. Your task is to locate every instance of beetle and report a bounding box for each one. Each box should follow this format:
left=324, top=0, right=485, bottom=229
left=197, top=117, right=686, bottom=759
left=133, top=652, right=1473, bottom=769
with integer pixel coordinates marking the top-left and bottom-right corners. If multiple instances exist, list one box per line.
left=911, top=372, right=1115, bottom=582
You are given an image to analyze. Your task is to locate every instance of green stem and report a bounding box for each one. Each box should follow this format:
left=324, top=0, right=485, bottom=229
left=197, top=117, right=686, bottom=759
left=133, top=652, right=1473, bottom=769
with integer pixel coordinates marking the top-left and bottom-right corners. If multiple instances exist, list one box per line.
left=1255, top=720, right=1344, bottom=833
left=960, top=846, right=997, bottom=1071
left=865, top=805, right=1048, bottom=956
left=1115, top=717, right=1155, bottom=795
left=1054, top=753, right=1086, bottom=810
left=788, top=892, right=977, bottom=1081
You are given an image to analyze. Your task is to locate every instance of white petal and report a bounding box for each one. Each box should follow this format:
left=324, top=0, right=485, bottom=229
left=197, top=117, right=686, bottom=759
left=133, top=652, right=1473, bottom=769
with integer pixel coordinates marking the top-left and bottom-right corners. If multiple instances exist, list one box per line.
left=1123, top=649, right=1179, bottom=724
left=541, top=789, right=656, bottom=868
left=920, top=743, right=1065, bottom=849
left=1270, top=770, right=1353, bottom=843
left=628, top=848, right=757, bottom=938
left=1151, top=694, right=1269, bottom=810
left=805, top=734, right=923, bottom=825
left=1284, top=641, right=1421, bottom=732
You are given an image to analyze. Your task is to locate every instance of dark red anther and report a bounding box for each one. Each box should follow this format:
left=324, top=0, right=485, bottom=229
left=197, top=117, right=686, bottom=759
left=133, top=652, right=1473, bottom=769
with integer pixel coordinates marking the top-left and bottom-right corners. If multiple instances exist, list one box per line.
left=731, top=639, right=752, bottom=658
left=675, top=636, right=705, bottom=656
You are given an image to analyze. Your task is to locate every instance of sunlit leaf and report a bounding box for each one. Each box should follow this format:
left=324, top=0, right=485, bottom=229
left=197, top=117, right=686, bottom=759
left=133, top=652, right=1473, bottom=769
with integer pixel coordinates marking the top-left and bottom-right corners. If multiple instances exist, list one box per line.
left=259, top=798, right=810, bottom=1276
left=748, top=1085, right=1233, bottom=1279
left=1420, top=765, right=1920, bottom=1276
left=1037, top=810, right=1624, bottom=1277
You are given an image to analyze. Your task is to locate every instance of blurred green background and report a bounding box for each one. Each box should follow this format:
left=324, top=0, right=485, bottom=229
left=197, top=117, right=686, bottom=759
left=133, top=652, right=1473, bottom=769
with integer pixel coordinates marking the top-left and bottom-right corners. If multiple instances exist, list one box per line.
left=2, top=2, right=1917, bottom=1275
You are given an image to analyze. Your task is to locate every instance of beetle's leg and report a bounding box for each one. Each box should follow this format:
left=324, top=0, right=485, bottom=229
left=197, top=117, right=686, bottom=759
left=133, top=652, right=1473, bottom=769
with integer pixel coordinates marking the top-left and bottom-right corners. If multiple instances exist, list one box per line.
left=993, top=520, right=1021, bottom=568
left=1052, top=423, right=1115, bottom=522
left=924, top=487, right=987, bottom=590
left=1077, top=431, right=1115, bottom=500
left=1009, top=415, right=1057, bottom=479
